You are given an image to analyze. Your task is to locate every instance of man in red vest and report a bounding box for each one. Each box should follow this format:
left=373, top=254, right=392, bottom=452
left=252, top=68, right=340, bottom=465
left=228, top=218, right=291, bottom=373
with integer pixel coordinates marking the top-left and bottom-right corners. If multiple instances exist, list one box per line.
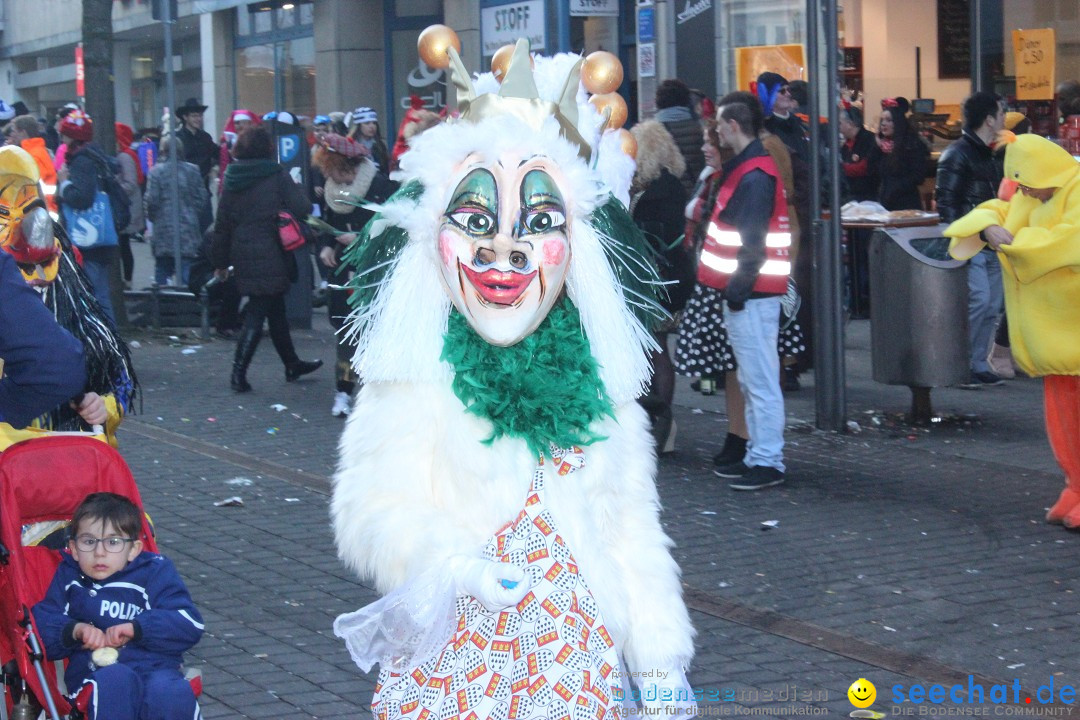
left=704, top=92, right=792, bottom=490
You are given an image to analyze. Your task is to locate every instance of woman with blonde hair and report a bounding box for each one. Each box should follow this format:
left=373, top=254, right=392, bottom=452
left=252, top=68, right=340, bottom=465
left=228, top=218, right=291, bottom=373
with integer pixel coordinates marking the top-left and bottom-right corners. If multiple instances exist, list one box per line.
left=629, top=120, right=688, bottom=453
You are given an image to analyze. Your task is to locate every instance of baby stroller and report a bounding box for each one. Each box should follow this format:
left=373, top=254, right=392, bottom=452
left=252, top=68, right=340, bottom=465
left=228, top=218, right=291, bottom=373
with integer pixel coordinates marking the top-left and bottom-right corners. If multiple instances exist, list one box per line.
left=0, top=436, right=197, bottom=719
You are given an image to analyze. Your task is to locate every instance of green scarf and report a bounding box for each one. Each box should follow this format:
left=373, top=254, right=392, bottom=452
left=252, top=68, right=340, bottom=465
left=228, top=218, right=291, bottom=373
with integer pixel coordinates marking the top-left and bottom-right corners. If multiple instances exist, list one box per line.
left=441, top=298, right=614, bottom=456
left=223, top=159, right=280, bottom=192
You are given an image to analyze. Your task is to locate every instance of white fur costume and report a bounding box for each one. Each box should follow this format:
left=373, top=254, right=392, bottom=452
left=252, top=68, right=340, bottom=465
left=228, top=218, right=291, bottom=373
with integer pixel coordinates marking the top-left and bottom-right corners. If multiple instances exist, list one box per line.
left=331, top=45, right=694, bottom=705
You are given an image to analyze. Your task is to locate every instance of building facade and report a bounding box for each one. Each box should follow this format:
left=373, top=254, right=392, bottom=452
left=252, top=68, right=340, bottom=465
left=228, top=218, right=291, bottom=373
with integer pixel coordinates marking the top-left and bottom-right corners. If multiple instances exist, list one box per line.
left=0, top=0, right=1074, bottom=142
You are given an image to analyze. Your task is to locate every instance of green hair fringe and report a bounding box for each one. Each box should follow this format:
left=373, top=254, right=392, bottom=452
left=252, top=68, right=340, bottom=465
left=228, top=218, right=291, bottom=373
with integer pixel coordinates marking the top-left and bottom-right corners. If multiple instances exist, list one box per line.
left=342, top=179, right=426, bottom=313
left=441, top=298, right=614, bottom=456
left=589, top=195, right=669, bottom=331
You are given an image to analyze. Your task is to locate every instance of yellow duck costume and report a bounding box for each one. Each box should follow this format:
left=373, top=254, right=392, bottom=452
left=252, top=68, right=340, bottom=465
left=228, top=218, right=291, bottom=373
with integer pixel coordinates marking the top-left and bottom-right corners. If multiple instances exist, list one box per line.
left=945, top=134, right=1080, bottom=527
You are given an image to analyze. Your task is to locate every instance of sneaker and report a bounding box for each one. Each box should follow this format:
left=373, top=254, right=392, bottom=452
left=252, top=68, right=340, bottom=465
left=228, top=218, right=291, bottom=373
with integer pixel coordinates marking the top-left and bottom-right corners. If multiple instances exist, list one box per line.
left=958, top=374, right=983, bottom=390
left=331, top=391, right=351, bottom=417
left=729, top=465, right=785, bottom=491
left=987, top=344, right=1016, bottom=379
left=713, top=461, right=749, bottom=479
left=973, top=370, right=1004, bottom=386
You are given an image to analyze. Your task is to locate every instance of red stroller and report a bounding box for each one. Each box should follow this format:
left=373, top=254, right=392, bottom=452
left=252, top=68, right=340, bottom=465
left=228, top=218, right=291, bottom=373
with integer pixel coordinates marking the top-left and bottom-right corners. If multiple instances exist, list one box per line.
left=0, top=436, right=185, bottom=719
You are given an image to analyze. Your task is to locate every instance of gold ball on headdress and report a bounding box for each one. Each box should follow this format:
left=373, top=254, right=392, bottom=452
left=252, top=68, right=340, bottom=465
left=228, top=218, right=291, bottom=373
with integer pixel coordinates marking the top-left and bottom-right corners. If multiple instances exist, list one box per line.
left=616, top=129, right=637, bottom=159
left=582, top=51, right=624, bottom=95
left=491, top=43, right=534, bottom=82
left=589, top=92, right=628, bottom=130
left=417, top=25, right=461, bottom=70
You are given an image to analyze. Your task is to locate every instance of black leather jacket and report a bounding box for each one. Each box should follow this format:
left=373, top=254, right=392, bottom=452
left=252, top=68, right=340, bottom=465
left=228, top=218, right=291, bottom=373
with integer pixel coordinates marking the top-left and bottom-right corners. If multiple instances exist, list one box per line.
left=934, top=130, right=1003, bottom=223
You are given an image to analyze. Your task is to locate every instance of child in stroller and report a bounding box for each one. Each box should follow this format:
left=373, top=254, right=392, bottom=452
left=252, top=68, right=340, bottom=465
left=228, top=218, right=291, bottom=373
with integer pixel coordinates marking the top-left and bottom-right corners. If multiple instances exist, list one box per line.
left=31, top=492, right=203, bottom=720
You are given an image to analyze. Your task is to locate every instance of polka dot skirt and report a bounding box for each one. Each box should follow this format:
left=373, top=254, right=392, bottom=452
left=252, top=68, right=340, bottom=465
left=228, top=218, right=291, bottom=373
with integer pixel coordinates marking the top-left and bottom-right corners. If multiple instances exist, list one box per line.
left=674, top=285, right=805, bottom=378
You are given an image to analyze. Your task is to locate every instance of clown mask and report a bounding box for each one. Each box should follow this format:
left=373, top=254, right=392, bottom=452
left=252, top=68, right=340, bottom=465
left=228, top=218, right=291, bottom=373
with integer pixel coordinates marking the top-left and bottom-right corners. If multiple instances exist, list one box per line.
left=437, top=154, right=571, bottom=346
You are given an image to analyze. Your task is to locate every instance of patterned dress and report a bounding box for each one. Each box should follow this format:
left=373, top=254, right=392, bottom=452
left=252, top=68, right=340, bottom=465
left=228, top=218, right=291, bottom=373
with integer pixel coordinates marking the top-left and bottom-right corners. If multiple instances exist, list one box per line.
left=371, top=446, right=624, bottom=720
left=674, top=284, right=805, bottom=378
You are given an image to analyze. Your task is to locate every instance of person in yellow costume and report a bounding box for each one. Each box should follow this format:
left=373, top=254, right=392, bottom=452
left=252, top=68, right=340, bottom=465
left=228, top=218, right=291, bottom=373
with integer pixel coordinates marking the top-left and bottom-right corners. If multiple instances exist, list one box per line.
left=0, top=146, right=137, bottom=448
left=945, top=134, right=1080, bottom=528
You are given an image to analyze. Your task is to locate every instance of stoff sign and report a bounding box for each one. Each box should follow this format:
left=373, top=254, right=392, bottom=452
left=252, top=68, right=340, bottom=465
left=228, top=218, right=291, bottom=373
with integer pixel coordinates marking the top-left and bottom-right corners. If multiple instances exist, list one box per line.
left=481, top=0, right=546, bottom=58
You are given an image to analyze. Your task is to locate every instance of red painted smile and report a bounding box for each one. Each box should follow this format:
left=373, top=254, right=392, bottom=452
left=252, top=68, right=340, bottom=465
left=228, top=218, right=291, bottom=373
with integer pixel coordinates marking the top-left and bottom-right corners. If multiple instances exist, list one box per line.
left=461, top=265, right=537, bottom=306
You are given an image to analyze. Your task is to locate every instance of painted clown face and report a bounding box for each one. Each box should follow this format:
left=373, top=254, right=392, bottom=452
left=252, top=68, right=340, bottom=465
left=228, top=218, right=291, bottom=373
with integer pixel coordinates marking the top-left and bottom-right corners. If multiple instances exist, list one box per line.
left=437, top=154, right=571, bottom=346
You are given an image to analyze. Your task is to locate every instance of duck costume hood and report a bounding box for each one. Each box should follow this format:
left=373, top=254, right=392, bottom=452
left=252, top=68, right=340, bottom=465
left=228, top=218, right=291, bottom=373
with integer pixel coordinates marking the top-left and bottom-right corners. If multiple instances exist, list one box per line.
left=1003, top=133, right=1080, bottom=189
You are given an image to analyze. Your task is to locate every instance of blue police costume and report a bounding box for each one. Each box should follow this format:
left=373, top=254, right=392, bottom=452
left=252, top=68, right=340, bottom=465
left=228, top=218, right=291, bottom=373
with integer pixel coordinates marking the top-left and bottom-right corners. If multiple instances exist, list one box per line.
left=33, top=551, right=204, bottom=720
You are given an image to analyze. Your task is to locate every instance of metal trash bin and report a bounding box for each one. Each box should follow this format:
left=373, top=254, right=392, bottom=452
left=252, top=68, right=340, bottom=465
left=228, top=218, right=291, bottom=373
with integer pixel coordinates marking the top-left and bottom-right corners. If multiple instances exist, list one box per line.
left=869, top=224, right=969, bottom=421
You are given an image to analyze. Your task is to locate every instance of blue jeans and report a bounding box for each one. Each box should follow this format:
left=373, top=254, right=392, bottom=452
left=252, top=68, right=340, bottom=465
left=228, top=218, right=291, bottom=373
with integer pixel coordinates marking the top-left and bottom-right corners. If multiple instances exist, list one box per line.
left=80, top=249, right=116, bottom=326
left=968, top=249, right=1003, bottom=373
left=154, top=256, right=194, bottom=286
left=724, top=296, right=785, bottom=472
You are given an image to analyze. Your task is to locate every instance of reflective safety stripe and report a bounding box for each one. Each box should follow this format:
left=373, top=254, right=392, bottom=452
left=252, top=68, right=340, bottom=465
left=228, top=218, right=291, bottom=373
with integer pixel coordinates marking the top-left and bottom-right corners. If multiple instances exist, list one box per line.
left=707, top=223, right=791, bottom=248
left=701, top=251, right=790, bottom=276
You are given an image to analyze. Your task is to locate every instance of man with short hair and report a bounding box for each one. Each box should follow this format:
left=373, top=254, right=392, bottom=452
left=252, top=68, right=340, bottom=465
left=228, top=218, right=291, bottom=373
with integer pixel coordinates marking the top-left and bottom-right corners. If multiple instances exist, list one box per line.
left=936, top=91, right=1005, bottom=387
left=7, top=114, right=58, bottom=212
left=654, top=79, right=704, bottom=193
left=705, top=94, right=792, bottom=490
left=174, top=98, right=217, bottom=188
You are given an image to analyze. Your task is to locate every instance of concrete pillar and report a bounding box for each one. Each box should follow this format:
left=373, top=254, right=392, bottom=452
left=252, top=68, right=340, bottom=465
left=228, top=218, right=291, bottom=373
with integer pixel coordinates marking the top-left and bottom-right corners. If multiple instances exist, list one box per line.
left=314, top=0, right=385, bottom=118
left=114, top=41, right=134, bottom=126
left=201, top=11, right=234, bottom=136
left=444, top=0, right=481, bottom=72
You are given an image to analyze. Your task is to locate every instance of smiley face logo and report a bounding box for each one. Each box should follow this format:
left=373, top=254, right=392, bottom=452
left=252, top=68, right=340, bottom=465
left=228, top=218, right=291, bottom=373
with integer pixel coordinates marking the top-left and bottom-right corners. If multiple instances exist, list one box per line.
left=848, top=678, right=876, bottom=708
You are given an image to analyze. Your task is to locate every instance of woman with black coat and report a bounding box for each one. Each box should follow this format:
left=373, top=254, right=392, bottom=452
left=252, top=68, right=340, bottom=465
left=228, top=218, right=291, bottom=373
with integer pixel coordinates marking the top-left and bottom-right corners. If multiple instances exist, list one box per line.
left=211, top=126, right=322, bottom=392
left=868, top=100, right=930, bottom=210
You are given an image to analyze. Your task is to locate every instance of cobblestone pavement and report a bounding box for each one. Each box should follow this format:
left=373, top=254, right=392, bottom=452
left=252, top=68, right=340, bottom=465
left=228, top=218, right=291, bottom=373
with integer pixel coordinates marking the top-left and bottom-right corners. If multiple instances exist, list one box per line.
left=98, top=286, right=1078, bottom=719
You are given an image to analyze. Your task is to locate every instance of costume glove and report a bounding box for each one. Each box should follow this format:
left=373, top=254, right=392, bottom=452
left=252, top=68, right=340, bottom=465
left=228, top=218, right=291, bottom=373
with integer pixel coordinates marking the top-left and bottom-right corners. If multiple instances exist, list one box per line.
left=450, top=555, right=530, bottom=612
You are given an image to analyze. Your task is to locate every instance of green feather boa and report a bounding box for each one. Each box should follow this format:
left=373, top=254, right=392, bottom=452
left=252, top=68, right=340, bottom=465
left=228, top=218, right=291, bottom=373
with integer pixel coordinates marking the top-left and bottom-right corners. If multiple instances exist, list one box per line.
left=441, top=298, right=614, bottom=455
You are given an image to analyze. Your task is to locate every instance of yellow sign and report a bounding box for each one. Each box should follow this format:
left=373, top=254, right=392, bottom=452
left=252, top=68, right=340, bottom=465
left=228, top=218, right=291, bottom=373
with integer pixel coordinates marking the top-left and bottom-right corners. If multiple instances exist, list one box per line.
left=734, top=44, right=806, bottom=94
left=1013, top=28, right=1055, bottom=101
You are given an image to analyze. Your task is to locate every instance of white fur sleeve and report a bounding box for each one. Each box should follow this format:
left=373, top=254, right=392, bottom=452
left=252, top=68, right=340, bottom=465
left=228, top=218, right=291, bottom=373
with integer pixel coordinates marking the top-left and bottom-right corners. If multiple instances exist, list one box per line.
left=590, top=403, right=696, bottom=673
left=331, top=383, right=475, bottom=594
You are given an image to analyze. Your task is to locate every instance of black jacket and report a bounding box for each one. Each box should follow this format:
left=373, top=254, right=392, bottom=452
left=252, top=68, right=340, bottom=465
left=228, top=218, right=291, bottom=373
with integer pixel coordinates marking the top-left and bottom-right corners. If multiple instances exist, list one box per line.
left=868, top=133, right=930, bottom=211
left=764, top=114, right=809, bottom=162
left=934, top=130, right=1004, bottom=223
left=841, top=128, right=878, bottom=202
left=631, top=168, right=691, bottom=311
left=211, top=165, right=310, bottom=297
left=176, top=125, right=218, bottom=183
left=660, top=117, right=705, bottom=194
left=718, top=139, right=778, bottom=308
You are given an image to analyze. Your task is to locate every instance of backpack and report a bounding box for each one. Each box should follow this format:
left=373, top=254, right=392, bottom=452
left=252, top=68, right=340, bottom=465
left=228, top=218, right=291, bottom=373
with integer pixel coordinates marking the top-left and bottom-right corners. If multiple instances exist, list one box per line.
left=88, top=151, right=132, bottom=231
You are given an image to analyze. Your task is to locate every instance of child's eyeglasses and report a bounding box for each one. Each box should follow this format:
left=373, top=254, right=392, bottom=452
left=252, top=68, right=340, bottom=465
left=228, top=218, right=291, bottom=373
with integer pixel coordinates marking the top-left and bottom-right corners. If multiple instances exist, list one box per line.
left=73, top=535, right=136, bottom=553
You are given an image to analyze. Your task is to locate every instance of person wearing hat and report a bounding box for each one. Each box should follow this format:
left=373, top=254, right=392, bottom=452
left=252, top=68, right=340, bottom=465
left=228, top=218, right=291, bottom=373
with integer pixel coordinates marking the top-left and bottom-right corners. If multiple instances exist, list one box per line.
left=217, top=109, right=260, bottom=189
left=56, top=109, right=121, bottom=324
left=346, top=106, right=389, bottom=171
left=935, top=91, right=1006, bottom=388
left=755, top=72, right=808, bottom=162
left=945, top=134, right=1080, bottom=529
left=174, top=98, right=217, bottom=188
left=312, top=133, right=396, bottom=417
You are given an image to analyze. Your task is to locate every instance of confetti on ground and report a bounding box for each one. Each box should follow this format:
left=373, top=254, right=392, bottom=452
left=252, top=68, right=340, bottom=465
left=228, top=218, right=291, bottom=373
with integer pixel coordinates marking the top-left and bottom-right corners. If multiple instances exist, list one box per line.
left=761, top=520, right=779, bottom=529
left=214, top=497, right=244, bottom=507
left=271, top=404, right=287, bottom=412
left=181, top=348, right=197, bottom=355
left=129, top=340, right=141, bottom=349
left=284, top=498, right=300, bottom=503
left=700, top=511, right=717, bottom=515
left=207, top=417, right=217, bottom=422
left=267, top=427, right=279, bottom=435
left=226, top=478, right=254, bottom=487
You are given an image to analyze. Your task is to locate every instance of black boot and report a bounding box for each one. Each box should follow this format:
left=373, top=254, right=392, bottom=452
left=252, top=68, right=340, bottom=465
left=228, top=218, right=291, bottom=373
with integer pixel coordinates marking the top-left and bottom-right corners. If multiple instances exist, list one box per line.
left=285, top=359, right=324, bottom=382
left=712, top=432, right=748, bottom=466
left=231, top=328, right=262, bottom=393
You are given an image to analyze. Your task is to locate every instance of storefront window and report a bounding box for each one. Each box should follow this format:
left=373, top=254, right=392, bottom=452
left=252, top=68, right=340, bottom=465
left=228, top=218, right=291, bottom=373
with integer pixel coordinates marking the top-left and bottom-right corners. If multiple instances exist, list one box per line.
left=717, top=0, right=806, bottom=93
left=234, top=2, right=315, bottom=118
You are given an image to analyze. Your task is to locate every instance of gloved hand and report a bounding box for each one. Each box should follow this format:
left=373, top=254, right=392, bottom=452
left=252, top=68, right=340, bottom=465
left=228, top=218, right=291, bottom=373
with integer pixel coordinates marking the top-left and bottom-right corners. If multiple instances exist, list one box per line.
left=451, top=555, right=530, bottom=612
left=636, top=666, right=697, bottom=716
